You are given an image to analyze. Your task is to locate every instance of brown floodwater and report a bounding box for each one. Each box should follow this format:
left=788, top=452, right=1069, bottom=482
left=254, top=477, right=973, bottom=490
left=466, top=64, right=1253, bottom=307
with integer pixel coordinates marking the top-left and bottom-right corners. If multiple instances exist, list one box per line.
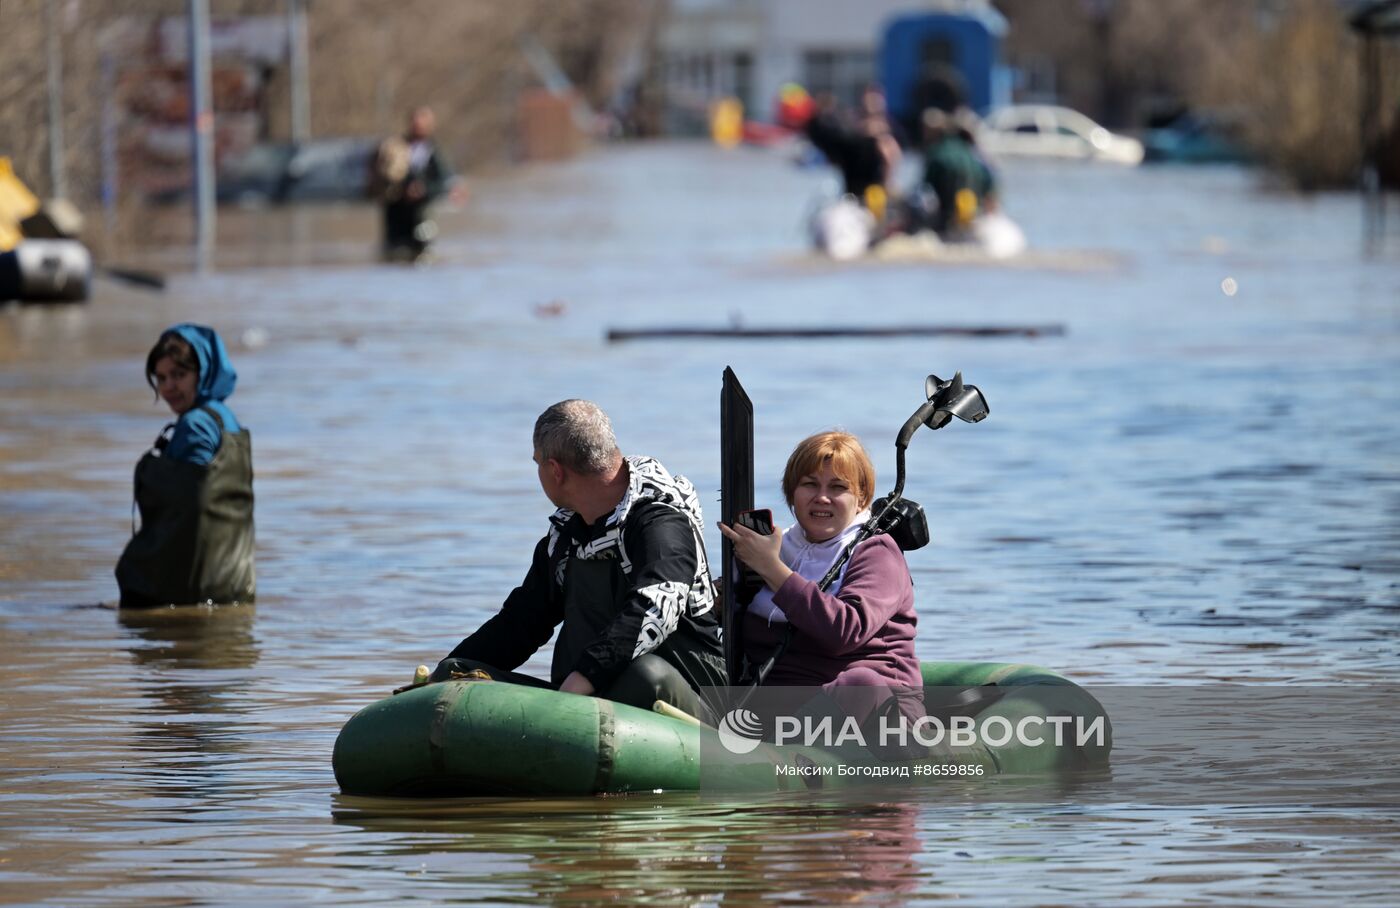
left=2, top=142, right=1399, bottom=904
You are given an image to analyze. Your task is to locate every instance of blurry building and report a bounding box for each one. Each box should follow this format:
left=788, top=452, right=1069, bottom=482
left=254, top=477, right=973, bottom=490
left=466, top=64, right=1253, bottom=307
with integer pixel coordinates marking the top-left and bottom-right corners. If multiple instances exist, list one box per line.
left=97, top=16, right=287, bottom=202
left=657, top=0, right=1007, bottom=133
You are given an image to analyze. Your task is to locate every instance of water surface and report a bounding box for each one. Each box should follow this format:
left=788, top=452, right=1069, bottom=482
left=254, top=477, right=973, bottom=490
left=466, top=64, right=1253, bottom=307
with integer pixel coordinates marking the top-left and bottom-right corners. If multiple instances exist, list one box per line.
left=2, top=142, right=1398, bottom=904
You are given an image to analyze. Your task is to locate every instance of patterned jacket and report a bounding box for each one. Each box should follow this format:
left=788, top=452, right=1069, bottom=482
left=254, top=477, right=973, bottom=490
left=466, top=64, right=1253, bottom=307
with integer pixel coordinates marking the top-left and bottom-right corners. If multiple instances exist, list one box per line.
left=448, top=456, right=725, bottom=690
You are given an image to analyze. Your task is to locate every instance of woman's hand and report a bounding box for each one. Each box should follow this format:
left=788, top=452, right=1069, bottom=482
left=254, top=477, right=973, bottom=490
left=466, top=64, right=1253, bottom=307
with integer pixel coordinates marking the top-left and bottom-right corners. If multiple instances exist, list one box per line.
left=717, top=520, right=793, bottom=592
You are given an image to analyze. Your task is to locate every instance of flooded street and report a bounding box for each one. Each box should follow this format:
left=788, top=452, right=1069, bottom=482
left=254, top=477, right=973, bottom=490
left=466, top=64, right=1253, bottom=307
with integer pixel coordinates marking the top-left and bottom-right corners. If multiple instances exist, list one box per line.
left=3, top=141, right=1399, bottom=903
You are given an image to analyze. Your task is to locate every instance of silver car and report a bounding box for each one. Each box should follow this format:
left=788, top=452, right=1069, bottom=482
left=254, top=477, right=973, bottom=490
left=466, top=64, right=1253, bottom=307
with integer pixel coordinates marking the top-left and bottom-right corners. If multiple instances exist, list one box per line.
left=977, top=105, right=1145, bottom=165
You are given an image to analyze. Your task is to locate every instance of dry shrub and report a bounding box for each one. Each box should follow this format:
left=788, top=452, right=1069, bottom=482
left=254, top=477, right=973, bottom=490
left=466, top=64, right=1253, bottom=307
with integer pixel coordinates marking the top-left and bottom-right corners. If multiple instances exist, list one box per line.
left=994, top=0, right=1400, bottom=190
left=1225, top=1, right=1363, bottom=190
left=0, top=0, right=658, bottom=255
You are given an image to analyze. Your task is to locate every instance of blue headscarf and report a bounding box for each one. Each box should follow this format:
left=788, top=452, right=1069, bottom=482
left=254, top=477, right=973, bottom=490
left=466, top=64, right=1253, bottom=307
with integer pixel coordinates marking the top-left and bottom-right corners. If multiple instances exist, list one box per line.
left=170, top=323, right=238, bottom=404
left=161, top=324, right=242, bottom=465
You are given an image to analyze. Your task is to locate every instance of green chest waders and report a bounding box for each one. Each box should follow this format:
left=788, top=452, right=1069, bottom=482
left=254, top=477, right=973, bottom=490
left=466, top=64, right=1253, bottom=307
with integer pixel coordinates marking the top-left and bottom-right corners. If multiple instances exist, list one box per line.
left=115, top=408, right=255, bottom=607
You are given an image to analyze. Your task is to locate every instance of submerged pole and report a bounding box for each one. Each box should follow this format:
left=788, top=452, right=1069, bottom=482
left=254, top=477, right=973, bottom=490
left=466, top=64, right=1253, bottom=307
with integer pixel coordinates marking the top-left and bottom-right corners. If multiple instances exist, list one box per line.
left=45, top=0, right=66, bottom=199
left=1360, top=31, right=1379, bottom=248
left=100, top=53, right=118, bottom=239
left=1367, top=31, right=1387, bottom=242
left=288, top=0, right=311, bottom=144
left=188, top=0, right=215, bottom=272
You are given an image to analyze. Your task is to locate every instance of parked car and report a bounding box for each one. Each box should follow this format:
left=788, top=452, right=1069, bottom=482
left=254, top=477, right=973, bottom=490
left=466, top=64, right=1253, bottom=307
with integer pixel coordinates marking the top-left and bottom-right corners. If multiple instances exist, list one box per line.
left=1141, top=112, right=1252, bottom=165
left=977, top=105, right=1145, bottom=165
left=218, top=137, right=379, bottom=204
left=150, top=137, right=379, bottom=206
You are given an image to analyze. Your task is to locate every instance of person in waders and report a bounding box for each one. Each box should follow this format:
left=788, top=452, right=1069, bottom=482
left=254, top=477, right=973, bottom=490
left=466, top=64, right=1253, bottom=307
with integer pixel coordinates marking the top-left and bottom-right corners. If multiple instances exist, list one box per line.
left=368, top=106, right=464, bottom=263
left=801, top=92, right=900, bottom=208
left=433, top=400, right=728, bottom=723
left=115, top=324, right=254, bottom=608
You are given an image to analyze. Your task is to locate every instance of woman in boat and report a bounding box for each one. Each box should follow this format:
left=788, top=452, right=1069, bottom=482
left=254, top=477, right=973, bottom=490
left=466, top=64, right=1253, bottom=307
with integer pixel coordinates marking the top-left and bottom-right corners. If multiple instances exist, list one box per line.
left=115, top=324, right=255, bottom=608
left=718, top=431, right=922, bottom=716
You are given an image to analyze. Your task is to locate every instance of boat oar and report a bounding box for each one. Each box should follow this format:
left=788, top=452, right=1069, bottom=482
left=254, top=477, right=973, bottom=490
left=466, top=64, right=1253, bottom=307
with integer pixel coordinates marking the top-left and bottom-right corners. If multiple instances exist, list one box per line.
left=98, top=265, right=167, bottom=291
left=392, top=664, right=432, bottom=695
left=652, top=699, right=712, bottom=728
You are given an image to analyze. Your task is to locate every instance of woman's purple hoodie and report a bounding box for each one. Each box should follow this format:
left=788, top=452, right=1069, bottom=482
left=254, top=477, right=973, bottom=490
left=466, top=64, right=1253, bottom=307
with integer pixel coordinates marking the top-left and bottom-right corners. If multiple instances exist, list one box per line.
left=742, top=532, right=921, bottom=691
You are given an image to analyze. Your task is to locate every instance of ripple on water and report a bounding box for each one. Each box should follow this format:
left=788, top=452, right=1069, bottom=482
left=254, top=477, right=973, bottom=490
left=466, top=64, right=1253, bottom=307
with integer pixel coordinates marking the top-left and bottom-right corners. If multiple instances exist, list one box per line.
left=1, top=144, right=1398, bottom=904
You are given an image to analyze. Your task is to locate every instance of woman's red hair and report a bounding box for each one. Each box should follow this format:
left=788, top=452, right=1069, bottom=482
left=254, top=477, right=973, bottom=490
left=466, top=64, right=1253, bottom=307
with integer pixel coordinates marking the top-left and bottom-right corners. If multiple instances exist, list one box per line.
left=781, top=431, right=876, bottom=509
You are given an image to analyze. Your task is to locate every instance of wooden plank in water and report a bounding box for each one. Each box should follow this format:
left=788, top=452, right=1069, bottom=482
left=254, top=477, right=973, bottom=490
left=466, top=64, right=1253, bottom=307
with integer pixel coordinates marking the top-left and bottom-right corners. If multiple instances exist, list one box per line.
left=606, top=324, right=1066, bottom=343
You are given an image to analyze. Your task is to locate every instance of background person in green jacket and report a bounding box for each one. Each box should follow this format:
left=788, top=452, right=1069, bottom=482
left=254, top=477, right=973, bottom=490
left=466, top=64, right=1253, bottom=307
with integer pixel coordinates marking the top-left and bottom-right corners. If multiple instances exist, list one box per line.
left=919, top=107, right=999, bottom=237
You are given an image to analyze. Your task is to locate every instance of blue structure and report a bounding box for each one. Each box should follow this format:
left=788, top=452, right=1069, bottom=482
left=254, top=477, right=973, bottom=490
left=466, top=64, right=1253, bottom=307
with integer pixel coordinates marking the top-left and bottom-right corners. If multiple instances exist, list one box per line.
left=879, top=7, right=1008, bottom=137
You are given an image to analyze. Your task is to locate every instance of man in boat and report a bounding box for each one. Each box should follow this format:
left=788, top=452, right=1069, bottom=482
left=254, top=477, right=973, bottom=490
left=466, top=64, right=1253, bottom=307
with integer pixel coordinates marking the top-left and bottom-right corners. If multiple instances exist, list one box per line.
left=433, top=400, right=728, bottom=721
left=916, top=107, right=998, bottom=239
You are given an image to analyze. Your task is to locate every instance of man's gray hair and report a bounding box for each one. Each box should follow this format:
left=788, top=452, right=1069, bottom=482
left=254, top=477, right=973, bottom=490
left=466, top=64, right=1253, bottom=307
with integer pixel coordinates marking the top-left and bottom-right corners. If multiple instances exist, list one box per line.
left=533, top=399, right=621, bottom=475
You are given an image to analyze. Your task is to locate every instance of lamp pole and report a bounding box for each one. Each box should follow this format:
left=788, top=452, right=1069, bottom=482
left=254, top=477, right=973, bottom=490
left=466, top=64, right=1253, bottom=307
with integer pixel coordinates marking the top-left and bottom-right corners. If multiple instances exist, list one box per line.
left=188, top=0, right=215, bottom=271
left=45, top=0, right=67, bottom=199
left=288, top=0, right=311, bottom=143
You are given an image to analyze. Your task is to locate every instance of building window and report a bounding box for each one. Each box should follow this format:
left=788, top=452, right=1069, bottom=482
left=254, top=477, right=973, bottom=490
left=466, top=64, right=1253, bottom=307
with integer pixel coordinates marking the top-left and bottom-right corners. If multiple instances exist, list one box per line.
left=732, top=51, right=753, bottom=114
left=802, top=49, right=874, bottom=109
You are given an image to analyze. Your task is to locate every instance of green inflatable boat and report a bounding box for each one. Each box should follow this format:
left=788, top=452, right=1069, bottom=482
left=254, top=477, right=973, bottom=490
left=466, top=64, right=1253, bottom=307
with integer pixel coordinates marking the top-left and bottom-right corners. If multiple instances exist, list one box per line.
left=333, top=371, right=1110, bottom=798
left=332, top=661, right=1111, bottom=797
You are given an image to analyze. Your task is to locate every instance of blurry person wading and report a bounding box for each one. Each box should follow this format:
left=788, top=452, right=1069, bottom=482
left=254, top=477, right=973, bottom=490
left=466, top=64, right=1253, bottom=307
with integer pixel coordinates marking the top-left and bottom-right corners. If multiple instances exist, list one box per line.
left=368, top=106, right=465, bottom=262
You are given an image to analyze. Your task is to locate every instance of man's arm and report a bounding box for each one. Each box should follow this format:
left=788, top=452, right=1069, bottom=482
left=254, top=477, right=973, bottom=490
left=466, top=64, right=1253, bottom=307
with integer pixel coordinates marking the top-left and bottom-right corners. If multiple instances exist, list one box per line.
left=446, top=534, right=561, bottom=670
left=571, top=503, right=698, bottom=691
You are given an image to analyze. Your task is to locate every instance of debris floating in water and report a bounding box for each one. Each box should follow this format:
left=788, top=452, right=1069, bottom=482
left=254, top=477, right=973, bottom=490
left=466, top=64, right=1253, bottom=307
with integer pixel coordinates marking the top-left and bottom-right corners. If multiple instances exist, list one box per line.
left=605, top=324, right=1066, bottom=343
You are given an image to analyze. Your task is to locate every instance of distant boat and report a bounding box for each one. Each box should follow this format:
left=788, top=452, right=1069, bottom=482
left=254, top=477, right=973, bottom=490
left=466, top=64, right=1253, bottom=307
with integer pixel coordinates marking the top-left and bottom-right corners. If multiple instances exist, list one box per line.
left=810, top=198, right=1027, bottom=262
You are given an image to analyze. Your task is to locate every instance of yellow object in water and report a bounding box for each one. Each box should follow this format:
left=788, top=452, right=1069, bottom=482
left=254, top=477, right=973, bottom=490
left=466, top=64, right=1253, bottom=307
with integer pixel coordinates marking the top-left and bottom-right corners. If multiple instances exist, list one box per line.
left=0, top=157, right=41, bottom=252
left=955, top=187, right=979, bottom=226
left=709, top=97, right=744, bottom=149
left=864, top=184, right=888, bottom=222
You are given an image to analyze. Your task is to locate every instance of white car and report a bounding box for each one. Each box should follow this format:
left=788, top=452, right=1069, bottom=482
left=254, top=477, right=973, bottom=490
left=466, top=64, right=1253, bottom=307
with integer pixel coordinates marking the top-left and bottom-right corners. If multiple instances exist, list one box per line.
left=977, top=105, right=1145, bottom=165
